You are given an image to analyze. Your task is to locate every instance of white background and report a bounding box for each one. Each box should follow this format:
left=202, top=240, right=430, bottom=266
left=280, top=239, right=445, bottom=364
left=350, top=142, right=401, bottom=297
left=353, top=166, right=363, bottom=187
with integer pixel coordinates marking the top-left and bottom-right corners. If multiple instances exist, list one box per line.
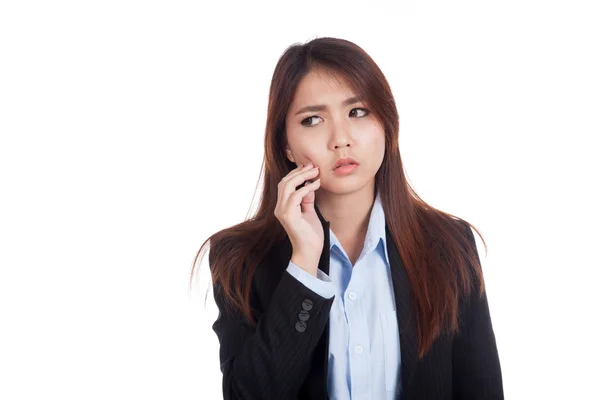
left=1, top=0, right=599, bottom=399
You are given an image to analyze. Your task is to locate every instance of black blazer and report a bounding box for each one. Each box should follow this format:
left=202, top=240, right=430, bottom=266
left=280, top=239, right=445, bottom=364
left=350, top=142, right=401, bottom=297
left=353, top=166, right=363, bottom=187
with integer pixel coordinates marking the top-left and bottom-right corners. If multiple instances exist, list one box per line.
left=210, top=205, right=504, bottom=399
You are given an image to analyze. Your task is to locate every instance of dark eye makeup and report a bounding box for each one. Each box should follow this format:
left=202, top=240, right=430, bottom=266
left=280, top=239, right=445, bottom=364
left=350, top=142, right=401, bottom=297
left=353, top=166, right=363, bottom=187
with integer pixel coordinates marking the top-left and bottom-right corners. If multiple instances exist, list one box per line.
left=300, top=107, right=370, bottom=127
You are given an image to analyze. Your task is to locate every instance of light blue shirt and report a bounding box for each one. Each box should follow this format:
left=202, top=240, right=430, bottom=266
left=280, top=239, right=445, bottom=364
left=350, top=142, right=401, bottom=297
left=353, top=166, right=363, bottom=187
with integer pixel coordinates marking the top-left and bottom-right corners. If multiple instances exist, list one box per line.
left=286, top=190, right=402, bottom=399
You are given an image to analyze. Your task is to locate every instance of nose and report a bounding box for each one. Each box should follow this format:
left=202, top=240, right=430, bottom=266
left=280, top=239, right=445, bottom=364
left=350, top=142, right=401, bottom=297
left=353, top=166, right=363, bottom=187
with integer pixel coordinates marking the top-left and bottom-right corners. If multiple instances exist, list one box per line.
left=331, top=119, right=353, bottom=150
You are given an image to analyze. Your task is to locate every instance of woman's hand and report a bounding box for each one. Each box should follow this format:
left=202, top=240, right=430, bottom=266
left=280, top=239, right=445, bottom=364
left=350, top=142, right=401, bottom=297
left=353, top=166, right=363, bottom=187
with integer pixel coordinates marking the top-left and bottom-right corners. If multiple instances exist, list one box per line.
left=274, top=161, right=323, bottom=276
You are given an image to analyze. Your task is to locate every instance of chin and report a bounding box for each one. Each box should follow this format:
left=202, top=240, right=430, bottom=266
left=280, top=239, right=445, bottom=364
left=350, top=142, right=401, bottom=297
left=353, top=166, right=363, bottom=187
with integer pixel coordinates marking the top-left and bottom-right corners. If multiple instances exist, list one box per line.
left=320, top=179, right=368, bottom=194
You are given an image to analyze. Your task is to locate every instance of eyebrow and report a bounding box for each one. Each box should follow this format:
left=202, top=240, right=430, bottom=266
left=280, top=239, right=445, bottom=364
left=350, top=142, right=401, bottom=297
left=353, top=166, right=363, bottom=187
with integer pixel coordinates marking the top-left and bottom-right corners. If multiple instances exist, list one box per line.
left=294, top=96, right=363, bottom=116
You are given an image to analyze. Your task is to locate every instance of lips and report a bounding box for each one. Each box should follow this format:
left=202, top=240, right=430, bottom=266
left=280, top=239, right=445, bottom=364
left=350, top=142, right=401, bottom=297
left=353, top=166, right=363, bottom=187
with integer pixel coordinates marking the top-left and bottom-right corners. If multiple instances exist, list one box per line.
left=333, top=157, right=359, bottom=170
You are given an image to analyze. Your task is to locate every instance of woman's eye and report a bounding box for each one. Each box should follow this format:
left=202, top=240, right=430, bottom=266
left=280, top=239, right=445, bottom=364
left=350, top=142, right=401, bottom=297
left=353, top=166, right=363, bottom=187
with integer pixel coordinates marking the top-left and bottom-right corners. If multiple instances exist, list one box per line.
left=300, top=108, right=370, bottom=127
left=350, top=107, right=370, bottom=117
left=301, top=116, right=322, bottom=127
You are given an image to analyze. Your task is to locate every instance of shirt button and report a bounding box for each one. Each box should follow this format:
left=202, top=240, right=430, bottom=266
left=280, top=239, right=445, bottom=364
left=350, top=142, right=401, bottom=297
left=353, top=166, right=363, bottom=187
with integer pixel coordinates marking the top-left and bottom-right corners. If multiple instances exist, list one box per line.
left=355, top=345, right=364, bottom=354
left=348, top=292, right=357, bottom=300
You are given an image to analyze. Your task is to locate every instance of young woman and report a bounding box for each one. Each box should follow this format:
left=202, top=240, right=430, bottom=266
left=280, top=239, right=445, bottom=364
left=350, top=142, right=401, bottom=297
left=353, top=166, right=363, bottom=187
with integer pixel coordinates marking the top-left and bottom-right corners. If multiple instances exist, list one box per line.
left=192, top=37, right=503, bottom=399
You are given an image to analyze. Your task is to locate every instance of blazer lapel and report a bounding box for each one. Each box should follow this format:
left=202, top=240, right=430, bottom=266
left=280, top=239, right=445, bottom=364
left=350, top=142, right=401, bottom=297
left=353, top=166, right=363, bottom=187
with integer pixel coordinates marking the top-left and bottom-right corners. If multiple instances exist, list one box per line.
left=386, top=225, right=418, bottom=392
left=314, top=204, right=331, bottom=397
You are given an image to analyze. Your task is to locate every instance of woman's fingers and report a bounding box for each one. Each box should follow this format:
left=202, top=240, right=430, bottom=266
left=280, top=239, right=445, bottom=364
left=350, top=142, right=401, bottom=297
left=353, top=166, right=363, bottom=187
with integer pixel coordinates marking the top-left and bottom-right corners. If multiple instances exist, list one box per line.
left=287, top=178, right=321, bottom=206
left=278, top=167, right=320, bottom=208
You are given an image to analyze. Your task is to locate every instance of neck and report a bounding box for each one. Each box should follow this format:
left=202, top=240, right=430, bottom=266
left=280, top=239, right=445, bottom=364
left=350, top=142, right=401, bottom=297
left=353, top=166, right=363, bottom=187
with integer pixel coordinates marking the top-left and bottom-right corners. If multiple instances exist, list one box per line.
left=315, top=181, right=377, bottom=241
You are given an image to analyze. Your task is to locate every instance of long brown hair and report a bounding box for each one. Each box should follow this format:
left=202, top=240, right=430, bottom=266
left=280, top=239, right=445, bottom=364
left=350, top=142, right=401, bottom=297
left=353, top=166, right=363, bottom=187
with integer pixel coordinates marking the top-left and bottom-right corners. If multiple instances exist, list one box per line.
left=190, top=36, right=487, bottom=359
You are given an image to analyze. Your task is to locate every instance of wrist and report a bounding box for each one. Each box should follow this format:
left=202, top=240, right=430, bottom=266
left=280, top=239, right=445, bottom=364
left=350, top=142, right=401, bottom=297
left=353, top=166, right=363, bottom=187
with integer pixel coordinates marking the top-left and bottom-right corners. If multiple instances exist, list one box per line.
left=291, top=253, right=320, bottom=276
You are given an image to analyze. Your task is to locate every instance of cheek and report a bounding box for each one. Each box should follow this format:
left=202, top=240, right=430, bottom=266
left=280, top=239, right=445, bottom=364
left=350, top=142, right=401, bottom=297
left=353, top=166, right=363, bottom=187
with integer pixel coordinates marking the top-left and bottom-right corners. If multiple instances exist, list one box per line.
left=365, top=129, right=386, bottom=166
left=292, top=146, right=327, bottom=169
left=362, top=127, right=385, bottom=149
left=295, top=137, right=327, bottom=158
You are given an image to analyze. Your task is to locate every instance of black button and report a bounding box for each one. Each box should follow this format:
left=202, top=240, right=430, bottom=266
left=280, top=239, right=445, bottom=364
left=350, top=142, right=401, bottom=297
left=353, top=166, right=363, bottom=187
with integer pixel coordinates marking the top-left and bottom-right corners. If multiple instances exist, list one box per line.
left=295, top=321, right=307, bottom=332
left=302, top=299, right=313, bottom=311
left=298, top=310, right=310, bottom=322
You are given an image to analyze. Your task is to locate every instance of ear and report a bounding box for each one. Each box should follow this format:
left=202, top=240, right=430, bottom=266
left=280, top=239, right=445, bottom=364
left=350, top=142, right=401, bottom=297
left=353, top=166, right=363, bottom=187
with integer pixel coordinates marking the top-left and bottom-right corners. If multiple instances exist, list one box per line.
left=286, top=148, right=295, bottom=163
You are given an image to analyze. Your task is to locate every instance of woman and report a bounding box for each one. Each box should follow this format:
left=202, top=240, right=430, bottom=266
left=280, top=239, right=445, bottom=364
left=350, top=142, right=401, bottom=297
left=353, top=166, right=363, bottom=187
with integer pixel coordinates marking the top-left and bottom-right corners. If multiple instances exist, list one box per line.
left=192, top=37, right=503, bottom=399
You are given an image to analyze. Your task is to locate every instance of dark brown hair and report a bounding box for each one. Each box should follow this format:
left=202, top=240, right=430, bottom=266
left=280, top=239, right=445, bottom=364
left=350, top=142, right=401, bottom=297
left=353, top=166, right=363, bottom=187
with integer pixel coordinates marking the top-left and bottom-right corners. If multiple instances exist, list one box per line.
left=190, top=36, right=487, bottom=359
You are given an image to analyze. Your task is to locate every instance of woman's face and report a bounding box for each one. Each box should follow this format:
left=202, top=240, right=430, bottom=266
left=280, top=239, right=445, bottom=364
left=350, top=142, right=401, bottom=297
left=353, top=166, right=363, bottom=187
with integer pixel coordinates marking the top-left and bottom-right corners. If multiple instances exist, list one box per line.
left=285, top=68, right=385, bottom=194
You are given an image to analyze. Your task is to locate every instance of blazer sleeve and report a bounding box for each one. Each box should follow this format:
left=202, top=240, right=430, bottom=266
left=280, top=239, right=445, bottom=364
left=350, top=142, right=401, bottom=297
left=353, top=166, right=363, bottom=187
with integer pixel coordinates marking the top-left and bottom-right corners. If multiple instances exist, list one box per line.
left=209, top=249, right=335, bottom=400
left=286, top=260, right=336, bottom=299
left=452, top=222, right=504, bottom=399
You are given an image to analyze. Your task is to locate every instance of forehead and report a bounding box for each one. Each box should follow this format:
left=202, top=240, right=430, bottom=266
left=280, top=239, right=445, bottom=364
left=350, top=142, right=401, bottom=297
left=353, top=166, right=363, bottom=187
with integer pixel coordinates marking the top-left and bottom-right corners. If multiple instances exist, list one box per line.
left=291, top=69, right=357, bottom=106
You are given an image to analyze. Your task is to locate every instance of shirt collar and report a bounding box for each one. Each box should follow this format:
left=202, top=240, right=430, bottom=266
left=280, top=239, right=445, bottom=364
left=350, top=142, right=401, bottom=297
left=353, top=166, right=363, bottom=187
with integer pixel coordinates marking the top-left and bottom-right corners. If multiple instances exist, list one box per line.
left=327, top=189, right=389, bottom=265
